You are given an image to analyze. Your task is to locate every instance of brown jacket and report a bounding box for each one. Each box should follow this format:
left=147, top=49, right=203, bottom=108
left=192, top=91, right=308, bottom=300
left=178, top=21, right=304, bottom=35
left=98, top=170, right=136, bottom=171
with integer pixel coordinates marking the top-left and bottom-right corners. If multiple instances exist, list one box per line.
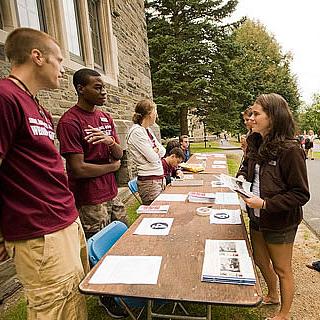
left=238, top=143, right=310, bottom=231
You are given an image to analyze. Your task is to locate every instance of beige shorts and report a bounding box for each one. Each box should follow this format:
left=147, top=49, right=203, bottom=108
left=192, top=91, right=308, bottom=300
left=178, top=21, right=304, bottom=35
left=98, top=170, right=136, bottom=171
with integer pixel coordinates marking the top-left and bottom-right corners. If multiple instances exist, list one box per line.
left=5, top=218, right=89, bottom=320
left=137, top=179, right=165, bottom=205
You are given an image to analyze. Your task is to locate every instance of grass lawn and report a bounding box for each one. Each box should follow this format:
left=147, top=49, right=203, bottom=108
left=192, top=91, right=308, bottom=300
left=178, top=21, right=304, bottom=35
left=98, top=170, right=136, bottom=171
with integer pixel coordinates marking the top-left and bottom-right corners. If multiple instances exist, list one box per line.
left=0, top=149, right=262, bottom=320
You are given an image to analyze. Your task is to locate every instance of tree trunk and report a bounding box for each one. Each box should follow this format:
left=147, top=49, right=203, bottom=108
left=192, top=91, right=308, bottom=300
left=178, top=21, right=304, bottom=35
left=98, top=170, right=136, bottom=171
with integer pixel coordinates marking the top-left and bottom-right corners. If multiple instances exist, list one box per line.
left=180, top=106, right=188, bottom=135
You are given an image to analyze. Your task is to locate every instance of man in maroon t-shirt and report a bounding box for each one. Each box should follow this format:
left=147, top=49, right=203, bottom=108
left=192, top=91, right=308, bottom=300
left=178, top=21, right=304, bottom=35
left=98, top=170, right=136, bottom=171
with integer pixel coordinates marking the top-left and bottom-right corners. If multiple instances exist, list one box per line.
left=161, top=147, right=185, bottom=185
left=0, top=28, right=88, bottom=319
left=57, top=68, right=127, bottom=239
left=57, top=68, right=127, bottom=318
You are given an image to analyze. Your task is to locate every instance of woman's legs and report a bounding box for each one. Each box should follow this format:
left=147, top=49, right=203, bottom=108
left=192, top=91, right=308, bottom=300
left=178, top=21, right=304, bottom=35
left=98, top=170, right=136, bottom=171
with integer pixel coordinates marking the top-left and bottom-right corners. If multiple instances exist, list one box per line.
left=266, top=242, right=294, bottom=320
left=250, top=229, right=279, bottom=302
left=309, top=147, right=314, bottom=159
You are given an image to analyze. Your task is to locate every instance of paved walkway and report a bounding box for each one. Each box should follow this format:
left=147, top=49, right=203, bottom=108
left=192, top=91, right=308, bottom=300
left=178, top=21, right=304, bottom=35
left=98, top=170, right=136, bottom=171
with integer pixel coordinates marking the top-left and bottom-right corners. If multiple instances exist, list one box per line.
left=303, top=158, right=320, bottom=238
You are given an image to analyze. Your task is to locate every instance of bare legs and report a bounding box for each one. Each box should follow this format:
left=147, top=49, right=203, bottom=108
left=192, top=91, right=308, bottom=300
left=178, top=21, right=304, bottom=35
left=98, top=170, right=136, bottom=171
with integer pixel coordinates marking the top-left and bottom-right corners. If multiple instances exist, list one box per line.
left=250, top=229, right=294, bottom=320
left=250, top=229, right=279, bottom=302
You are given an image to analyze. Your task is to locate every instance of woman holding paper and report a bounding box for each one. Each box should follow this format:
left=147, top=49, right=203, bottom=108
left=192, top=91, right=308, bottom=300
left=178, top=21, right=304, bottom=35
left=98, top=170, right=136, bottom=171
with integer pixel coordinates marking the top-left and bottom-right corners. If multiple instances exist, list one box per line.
left=127, top=99, right=166, bottom=205
left=237, top=93, right=309, bottom=320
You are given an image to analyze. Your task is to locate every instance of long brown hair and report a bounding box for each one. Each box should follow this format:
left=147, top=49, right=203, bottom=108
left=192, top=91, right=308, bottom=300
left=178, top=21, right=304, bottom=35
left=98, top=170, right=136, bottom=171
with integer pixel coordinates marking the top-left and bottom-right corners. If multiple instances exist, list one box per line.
left=247, top=93, right=297, bottom=162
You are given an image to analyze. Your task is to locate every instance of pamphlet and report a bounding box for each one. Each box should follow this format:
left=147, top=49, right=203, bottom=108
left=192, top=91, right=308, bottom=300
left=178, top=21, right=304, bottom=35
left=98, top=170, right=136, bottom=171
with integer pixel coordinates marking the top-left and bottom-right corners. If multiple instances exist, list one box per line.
left=188, top=192, right=215, bottom=203
left=136, top=205, right=170, bottom=214
left=201, top=240, right=256, bottom=285
left=219, top=174, right=253, bottom=198
left=133, top=218, right=174, bottom=236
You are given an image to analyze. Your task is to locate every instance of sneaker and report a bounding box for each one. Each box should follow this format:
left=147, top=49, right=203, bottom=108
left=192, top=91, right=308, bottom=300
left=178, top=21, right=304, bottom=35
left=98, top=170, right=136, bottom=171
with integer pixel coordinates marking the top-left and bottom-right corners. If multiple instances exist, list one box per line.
left=99, top=295, right=128, bottom=319
left=311, top=158, right=315, bottom=160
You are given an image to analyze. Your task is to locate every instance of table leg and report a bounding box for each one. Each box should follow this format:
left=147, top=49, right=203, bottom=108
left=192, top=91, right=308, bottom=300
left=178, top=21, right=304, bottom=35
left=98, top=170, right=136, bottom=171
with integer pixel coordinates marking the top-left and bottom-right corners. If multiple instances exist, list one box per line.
left=147, top=299, right=152, bottom=320
left=118, top=297, right=139, bottom=320
left=206, top=304, right=212, bottom=320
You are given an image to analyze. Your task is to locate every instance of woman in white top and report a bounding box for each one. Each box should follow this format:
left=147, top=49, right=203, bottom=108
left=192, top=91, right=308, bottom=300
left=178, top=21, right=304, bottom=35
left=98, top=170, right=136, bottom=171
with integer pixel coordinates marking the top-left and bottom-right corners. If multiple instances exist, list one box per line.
left=127, top=99, right=166, bottom=204
left=304, top=129, right=315, bottom=159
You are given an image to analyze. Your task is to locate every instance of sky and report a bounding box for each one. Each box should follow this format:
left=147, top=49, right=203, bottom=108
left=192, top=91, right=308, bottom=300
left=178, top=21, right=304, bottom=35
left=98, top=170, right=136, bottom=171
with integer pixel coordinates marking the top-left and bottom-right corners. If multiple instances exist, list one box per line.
left=230, top=0, right=320, bottom=105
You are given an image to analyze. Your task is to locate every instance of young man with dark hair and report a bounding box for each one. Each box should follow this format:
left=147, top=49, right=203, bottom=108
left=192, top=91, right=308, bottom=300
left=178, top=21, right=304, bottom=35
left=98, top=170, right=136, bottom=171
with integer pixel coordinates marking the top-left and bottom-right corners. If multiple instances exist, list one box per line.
left=179, top=134, right=190, bottom=161
left=0, top=28, right=88, bottom=319
left=161, top=147, right=185, bottom=185
left=57, top=68, right=127, bottom=318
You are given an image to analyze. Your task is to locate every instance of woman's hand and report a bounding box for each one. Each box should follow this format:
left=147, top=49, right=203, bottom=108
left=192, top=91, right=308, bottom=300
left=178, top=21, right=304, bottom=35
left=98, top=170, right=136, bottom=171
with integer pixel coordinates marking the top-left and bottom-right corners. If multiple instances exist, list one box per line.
left=243, top=195, right=264, bottom=209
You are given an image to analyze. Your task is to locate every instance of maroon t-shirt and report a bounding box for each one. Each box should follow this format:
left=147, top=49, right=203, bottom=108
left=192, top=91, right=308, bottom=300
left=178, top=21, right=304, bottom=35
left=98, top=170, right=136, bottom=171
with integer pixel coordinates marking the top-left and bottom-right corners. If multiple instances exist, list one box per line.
left=56, top=105, right=119, bottom=206
left=0, top=79, right=78, bottom=241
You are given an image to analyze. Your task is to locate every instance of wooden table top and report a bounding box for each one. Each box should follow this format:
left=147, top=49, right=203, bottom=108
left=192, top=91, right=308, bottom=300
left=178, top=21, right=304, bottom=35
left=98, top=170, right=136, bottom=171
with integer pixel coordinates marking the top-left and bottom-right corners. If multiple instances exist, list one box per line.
left=79, top=154, right=262, bottom=307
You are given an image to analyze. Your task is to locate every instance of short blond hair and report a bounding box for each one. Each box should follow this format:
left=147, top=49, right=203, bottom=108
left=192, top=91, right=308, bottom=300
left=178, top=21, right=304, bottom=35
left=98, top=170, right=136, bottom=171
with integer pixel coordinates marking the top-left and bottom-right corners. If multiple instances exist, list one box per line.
left=5, top=28, right=59, bottom=65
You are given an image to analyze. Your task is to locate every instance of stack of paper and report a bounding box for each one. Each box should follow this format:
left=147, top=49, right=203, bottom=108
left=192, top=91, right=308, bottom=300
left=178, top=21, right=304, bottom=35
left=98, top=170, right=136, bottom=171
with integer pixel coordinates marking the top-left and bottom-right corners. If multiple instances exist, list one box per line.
left=188, top=192, right=215, bottom=203
left=137, top=205, right=170, bottom=214
left=201, top=240, right=256, bottom=285
left=210, top=209, right=241, bottom=224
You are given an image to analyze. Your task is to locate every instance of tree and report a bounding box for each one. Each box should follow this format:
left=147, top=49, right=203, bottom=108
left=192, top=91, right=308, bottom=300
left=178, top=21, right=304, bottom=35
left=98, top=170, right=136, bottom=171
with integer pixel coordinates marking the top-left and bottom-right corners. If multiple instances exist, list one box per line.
left=145, top=0, right=239, bottom=137
left=298, top=94, right=320, bottom=134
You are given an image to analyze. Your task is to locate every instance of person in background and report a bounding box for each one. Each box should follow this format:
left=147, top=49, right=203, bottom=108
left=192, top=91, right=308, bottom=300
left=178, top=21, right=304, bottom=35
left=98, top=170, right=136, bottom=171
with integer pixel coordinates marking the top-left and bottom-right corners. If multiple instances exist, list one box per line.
left=165, top=139, right=180, bottom=157
left=57, top=68, right=127, bottom=319
left=304, top=129, right=315, bottom=160
left=240, top=106, right=253, bottom=155
left=0, top=28, right=89, bottom=320
left=127, top=99, right=166, bottom=205
left=179, top=135, right=190, bottom=161
left=237, top=93, right=309, bottom=320
left=161, top=147, right=185, bottom=185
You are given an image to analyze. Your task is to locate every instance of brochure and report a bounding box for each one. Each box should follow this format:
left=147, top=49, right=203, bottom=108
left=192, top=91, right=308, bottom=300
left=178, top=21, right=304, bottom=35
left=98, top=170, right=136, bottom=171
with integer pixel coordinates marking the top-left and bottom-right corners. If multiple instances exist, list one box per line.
left=188, top=192, right=215, bottom=203
left=171, top=179, right=203, bottom=187
left=219, top=174, right=253, bottom=198
left=136, top=205, right=170, bottom=214
left=201, top=240, right=256, bottom=285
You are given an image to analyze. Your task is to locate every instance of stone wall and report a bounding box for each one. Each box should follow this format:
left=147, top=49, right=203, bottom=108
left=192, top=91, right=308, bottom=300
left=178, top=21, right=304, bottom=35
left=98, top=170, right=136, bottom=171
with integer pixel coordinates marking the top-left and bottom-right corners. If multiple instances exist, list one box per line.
left=0, top=0, right=160, bottom=186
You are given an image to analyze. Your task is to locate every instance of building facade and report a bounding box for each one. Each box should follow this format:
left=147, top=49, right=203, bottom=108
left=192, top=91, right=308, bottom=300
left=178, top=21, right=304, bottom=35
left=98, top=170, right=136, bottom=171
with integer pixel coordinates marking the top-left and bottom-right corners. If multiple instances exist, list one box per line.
left=0, top=0, right=154, bottom=185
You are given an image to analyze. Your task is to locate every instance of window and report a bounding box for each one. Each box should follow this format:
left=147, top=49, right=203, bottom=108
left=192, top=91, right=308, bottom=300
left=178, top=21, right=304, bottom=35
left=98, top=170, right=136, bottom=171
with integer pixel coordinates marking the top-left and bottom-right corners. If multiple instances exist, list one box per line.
left=62, top=0, right=83, bottom=60
left=16, top=0, right=46, bottom=31
left=87, top=0, right=104, bottom=70
left=0, top=4, right=3, bottom=29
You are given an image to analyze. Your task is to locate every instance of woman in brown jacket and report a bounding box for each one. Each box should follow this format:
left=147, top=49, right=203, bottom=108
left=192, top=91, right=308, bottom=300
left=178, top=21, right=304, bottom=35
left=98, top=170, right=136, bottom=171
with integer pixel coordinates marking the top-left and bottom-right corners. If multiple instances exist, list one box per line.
left=237, top=93, right=310, bottom=320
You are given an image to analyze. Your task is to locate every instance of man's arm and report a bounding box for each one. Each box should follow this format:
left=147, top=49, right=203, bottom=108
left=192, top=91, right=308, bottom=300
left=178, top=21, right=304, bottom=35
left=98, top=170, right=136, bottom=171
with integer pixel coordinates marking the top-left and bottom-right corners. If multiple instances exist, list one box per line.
left=65, top=153, right=121, bottom=179
left=0, top=158, right=9, bottom=262
left=84, top=125, right=123, bottom=160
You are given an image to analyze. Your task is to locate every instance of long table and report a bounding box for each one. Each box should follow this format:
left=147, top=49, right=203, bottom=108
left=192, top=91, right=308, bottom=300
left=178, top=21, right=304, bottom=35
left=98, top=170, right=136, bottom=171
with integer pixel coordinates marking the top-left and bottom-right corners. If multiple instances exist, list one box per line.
left=79, top=153, right=262, bottom=319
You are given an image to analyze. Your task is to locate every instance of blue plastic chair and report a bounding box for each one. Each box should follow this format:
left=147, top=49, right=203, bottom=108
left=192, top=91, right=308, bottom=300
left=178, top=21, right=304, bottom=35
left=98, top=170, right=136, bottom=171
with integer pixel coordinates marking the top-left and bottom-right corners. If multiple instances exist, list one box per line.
left=128, top=177, right=142, bottom=204
left=88, top=221, right=148, bottom=319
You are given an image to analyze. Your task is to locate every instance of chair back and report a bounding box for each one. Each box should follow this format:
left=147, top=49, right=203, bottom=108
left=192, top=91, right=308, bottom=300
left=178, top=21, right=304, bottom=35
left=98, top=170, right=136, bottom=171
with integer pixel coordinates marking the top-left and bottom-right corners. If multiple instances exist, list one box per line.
left=88, top=221, right=128, bottom=266
left=128, top=177, right=142, bottom=204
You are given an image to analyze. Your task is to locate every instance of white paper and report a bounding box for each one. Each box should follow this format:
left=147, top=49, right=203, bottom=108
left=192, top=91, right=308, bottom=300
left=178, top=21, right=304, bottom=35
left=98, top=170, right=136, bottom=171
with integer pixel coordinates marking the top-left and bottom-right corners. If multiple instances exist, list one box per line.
left=134, top=218, right=174, bottom=235
left=210, top=209, right=241, bottom=224
left=213, top=160, right=227, bottom=165
left=183, top=174, right=194, bottom=179
left=89, top=255, right=162, bottom=284
left=215, top=192, right=240, bottom=205
left=212, top=164, right=227, bottom=169
left=219, top=174, right=253, bottom=198
left=155, top=193, right=188, bottom=202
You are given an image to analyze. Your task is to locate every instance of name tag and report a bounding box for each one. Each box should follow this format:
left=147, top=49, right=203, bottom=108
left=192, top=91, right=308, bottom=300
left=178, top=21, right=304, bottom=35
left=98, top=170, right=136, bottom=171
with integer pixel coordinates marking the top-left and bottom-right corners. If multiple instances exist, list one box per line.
left=100, top=117, right=109, bottom=123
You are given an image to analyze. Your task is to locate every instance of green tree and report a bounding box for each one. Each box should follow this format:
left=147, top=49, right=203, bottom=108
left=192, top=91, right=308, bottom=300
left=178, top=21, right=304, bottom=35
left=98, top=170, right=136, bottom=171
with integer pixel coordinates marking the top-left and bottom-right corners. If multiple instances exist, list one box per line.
left=145, top=0, right=239, bottom=137
left=298, top=94, right=320, bottom=134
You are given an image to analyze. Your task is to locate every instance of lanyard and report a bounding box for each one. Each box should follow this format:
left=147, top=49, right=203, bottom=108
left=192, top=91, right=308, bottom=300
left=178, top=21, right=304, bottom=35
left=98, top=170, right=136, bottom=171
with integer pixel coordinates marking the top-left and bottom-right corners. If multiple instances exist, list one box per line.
left=8, top=74, right=48, bottom=121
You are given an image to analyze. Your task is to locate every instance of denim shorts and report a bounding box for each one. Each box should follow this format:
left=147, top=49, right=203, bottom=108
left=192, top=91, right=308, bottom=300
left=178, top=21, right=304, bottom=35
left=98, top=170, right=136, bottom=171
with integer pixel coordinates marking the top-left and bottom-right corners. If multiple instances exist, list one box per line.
left=249, top=217, right=298, bottom=244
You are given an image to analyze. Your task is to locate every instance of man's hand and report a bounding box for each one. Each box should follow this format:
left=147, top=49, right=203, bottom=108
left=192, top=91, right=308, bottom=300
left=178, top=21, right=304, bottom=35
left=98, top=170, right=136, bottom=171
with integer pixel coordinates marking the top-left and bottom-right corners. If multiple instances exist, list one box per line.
left=111, top=160, right=121, bottom=172
left=84, top=125, right=115, bottom=146
left=0, top=243, right=9, bottom=262
left=243, top=195, right=264, bottom=209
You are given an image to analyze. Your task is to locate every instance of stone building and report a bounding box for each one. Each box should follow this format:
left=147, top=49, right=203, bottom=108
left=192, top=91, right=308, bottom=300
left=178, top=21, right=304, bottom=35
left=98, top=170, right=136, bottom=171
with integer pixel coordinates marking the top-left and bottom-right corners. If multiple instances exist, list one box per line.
left=0, top=0, right=154, bottom=186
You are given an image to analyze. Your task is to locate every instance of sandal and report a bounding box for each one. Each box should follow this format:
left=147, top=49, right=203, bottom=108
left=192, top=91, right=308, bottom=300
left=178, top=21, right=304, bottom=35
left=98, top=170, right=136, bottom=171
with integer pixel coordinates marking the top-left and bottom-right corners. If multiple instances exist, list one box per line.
left=262, top=296, right=280, bottom=305
left=306, top=260, right=320, bottom=272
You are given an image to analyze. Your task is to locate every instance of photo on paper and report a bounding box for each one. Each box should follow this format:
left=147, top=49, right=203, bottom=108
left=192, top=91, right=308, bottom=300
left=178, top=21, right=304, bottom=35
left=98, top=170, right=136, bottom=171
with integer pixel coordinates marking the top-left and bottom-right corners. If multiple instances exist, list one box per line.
left=133, top=217, right=174, bottom=236
left=219, top=241, right=237, bottom=254
left=220, top=257, right=241, bottom=273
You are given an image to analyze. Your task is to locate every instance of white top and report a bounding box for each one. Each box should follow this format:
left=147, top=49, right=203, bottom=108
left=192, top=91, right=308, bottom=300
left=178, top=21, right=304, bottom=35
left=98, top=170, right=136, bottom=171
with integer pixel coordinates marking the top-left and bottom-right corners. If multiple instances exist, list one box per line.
left=127, top=124, right=165, bottom=176
left=252, top=164, right=260, bottom=218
